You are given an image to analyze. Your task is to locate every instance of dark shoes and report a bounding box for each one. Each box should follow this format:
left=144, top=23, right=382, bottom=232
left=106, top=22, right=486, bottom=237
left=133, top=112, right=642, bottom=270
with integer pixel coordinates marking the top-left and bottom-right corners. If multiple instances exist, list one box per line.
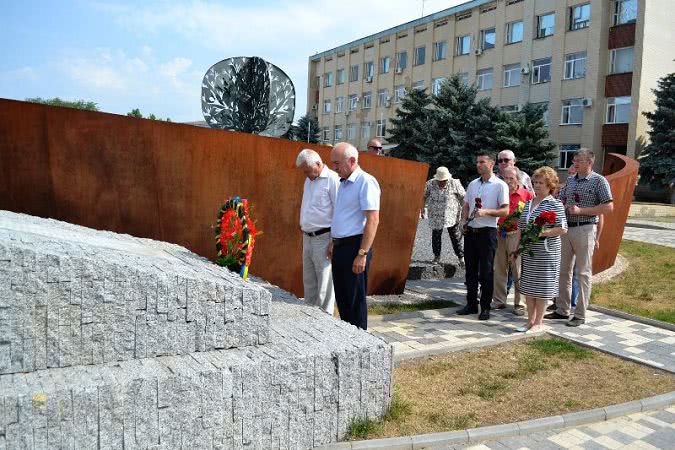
left=457, top=306, right=478, bottom=315
left=478, top=311, right=490, bottom=320
left=566, top=317, right=585, bottom=327
left=544, top=311, right=569, bottom=320
left=546, top=303, right=557, bottom=312
left=492, top=303, right=507, bottom=310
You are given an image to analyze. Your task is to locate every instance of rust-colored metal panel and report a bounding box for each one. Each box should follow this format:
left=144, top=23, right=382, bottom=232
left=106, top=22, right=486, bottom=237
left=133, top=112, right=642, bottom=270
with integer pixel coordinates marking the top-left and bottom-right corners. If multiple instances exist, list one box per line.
left=605, top=73, right=633, bottom=97
left=601, top=123, right=629, bottom=147
left=608, top=23, right=636, bottom=49
left=593, top=153, right=639, bottom=274
left=0, top=99, right=428, bottom=296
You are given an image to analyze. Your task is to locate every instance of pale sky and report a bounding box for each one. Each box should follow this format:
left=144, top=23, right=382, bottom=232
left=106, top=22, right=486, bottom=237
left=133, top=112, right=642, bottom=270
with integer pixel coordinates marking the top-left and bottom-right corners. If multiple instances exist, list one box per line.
left=0, top=0, right=466, bottom=123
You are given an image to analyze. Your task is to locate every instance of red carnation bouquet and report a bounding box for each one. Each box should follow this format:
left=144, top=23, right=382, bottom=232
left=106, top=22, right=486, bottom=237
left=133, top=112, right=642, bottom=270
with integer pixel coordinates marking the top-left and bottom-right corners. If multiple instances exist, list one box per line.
left=215, top=197, right=260, bottom=280
left=517, top=210, right=557, bottom=256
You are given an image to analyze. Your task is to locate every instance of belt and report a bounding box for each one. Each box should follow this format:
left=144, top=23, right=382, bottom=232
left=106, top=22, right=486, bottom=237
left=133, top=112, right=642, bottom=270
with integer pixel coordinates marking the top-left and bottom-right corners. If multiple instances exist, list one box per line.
left=567, top=222, right=595, bottom=228
left=303, top=227, right=331, bottom=237
left=467, top=226, right=496, bottom=233
left=332, top=234, right=363, bottom=247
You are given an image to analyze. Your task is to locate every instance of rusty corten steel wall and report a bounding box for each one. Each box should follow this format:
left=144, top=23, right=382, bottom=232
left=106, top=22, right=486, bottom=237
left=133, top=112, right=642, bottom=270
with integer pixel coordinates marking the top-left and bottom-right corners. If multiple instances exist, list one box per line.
left=0, top=99, right=428, bottom=296
left=593, top=153, right=639, bottom=274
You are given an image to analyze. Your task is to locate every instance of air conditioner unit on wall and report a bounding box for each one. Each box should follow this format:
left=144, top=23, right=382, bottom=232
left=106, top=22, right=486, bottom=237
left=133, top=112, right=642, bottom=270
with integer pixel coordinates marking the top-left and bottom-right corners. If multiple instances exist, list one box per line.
left=474, top=48, right=483, bottom=56
left=366, top=76, right=373, bottom=83
left=395, top=67, right=403, bottom=74
left=521, top=65, right=530, bottom=75
left=582, top=98, right=593, bottom=107
left=311, top=105, right=318, bottom=110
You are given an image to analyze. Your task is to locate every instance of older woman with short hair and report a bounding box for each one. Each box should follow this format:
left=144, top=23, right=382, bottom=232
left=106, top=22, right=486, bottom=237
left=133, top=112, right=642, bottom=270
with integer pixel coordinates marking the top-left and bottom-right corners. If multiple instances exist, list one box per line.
left=516, top=167, right=567, bottom=333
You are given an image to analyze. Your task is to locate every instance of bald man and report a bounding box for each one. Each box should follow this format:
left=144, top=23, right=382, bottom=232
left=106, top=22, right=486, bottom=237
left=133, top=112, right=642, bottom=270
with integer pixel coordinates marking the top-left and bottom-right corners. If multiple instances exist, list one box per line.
left=366, top=138, right=383, bottom=155
left=328, top=142, right=381, bottom=330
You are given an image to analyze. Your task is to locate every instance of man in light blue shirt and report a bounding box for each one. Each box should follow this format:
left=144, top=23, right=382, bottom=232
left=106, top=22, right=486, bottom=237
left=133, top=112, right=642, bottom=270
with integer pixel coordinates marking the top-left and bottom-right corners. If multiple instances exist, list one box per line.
left=328, top=142, right=381, bottom=330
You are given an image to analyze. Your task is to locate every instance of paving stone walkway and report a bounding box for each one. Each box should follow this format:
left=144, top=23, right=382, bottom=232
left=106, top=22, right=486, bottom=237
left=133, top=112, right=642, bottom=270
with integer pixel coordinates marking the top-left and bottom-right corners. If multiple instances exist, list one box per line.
left=454, top=406, right=675, bottom=450
left=623, top=225, right=675, bottom=248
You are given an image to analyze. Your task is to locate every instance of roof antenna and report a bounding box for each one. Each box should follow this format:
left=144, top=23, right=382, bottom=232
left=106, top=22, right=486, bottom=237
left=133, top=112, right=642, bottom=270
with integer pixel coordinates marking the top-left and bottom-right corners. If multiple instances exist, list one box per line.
left=421, top=0, right=426, bottom=17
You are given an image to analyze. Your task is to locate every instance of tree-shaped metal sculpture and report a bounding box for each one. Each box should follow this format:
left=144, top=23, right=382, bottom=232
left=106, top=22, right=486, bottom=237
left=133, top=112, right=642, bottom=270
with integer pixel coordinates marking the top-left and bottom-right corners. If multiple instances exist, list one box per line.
left=201, top=57, right=295, bottom=137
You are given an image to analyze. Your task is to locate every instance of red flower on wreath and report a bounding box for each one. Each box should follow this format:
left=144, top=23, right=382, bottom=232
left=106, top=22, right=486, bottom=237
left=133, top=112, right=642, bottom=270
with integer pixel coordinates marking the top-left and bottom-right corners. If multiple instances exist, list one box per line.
left=475, top=197, right=482, bottom=209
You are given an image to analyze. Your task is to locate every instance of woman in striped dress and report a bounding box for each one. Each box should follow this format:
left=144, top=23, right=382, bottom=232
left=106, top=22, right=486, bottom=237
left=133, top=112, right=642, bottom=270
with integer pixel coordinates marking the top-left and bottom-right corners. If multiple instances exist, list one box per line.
left=516, top=167, right=568, bottom=333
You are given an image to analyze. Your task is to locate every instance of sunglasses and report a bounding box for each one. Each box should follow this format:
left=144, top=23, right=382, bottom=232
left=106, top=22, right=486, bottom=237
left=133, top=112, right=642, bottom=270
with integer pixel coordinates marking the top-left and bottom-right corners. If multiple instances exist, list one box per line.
left=497, top=158, right=511, bottom=163
left=368, top=145, right=382, bottom=150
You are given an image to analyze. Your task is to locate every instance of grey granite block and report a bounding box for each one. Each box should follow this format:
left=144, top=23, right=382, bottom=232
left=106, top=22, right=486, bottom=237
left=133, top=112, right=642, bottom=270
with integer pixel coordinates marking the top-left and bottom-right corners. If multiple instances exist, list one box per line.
left=604, top=400, right=643, bottom=419
left=411, top=430, right=469, bottom=448
left=640, top=391, right=675, bottom=412
left=352, top=436, right=413, bottom=449
left=516, top=415, right=565, bottom=435
left=562, top=407, right=607, bottom=428
left=467, top=423, right=520, bottom=442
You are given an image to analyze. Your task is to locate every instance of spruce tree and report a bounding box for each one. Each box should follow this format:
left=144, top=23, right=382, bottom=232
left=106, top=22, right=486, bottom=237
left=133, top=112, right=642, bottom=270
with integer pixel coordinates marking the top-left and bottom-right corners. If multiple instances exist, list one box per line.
left=640, top=72, right=675, bottom=190
left=292, top=114, right=321, bottom=143
left=388, top=88, right=433, bottom=161
left=495, top=102, right=557, bottom=175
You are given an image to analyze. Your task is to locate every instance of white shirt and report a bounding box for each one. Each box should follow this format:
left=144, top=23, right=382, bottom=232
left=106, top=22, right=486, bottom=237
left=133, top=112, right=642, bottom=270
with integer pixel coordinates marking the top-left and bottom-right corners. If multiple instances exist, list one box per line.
left=331, top=167, right=381, bottom=238
left=464, top=174, right=509, bottom=228
left=300, top=165, right=340, bottom=232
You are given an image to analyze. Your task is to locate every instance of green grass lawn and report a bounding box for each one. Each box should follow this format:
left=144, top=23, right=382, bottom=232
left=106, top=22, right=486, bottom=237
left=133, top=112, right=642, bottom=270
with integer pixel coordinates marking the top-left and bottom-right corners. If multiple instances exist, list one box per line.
left=592, top=241, right=675, bottom=324
left=367, top=299, right=457, bottom=316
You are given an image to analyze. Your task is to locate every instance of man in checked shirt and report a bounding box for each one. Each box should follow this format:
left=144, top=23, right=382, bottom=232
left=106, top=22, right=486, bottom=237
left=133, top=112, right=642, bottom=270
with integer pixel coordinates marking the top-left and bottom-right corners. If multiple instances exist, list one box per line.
left=545, top=149, right=613, bottom=327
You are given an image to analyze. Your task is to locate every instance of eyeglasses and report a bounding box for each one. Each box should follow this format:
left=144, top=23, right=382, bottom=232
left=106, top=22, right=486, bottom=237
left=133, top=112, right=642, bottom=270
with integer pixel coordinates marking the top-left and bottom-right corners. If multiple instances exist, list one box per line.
left=497, top=158, right=512, bottom=163
left=368, top=145, right=382, bottom=150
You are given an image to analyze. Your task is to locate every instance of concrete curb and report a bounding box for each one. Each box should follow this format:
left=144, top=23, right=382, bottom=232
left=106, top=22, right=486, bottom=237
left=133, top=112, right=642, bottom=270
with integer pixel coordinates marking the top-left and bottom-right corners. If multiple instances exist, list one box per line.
left=317, top=391, right=675, bottom=449
left=588, top=304, right=675, bottom=332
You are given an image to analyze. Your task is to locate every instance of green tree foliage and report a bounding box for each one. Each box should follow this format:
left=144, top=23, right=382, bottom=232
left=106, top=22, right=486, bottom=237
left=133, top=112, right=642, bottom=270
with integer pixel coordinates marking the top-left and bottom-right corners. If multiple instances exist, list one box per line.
left=495, top=103, right=557, bottom=175
left=388, top=88, right=433, bottom=161
left=640, top=72, right=675, bottom=190
left=25, top=97, right=99, bottom=111
left=126, top=108, right=171, bottom=122
left=290, top=114, right=321, bottom=143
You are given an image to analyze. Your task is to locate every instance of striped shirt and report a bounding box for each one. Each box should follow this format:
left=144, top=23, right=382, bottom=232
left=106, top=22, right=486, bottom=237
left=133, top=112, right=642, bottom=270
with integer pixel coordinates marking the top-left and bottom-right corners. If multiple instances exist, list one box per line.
left=558, top=171, right=612, bottom=225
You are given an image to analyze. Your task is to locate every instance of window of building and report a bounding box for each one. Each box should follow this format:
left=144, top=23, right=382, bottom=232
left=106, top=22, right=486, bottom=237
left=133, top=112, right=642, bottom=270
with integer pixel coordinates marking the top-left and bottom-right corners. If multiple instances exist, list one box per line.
left=349, top=64, right=359, bottom=82
left=559, top=144, right=580, bottom=168
left=334, top=126, right=342, bottom=141
left=335, top=96, right=344, bottom=113
left=364, top=61, right=374, bottom=80
left=456, top=11, right=472, bottom=21
left=477, top=68, right=493, bottom=91
left=414, top=46, right=426, bottom=65
left=313, top=76, right=320, bottom=89
left=396, top=51, right=407, bottom=71
left=503, top=64, right=521, bottom=87
left=481, top=3, right=497, bottom=13
left=322, top=127, right=331, bottom=142
left=561, top=99, right=583, bottom=125
left=506, top=21, right=524, bottom=44
left=610, top=47, right=634, bottom=73
left=533, top=101, right=550, bottom=126
left=380, top=56, right=391, bottom=74
left=347, top=123, right=356, bottom=141
left=531, top=58, right=551, bottom=84
left=412, top=80, right=425, bottom=91
left=361, top=121, right=371, bottom=140
left=378, top=89, right=389, bottom=106
left=323, top=99, right=332, bottom=114
left=376, top=119, right=387, bottom=137
left=362, top=91, right=372, bottom=109
left=564, top=52, right=587, bottom=79
left=456, top=35, right=471, bottom=55
left=433, top=41, right=448, bottom=61
left=536, top=13, right=555, bottom=38
left=349, top=94, right=359, bottom=111
left=607, top=96, right=631, bottom=123
left=324, top=72, right=333, bottom=87
left=481, top=28, right=496, bottom=50
left=614, top=0, right=637, bottom=25
left=336, top=69, right=345, bottom=85
left=570, top=3, right=591, bottom=30
left=457, top=72, right=469, bottom=85
left=501, top=105, right=519, bottom=114
left=394, top=85, right=406, bottom=103
left=432, top=77, right=447, bottom=96
left=506, top=0, right=524, bottom=5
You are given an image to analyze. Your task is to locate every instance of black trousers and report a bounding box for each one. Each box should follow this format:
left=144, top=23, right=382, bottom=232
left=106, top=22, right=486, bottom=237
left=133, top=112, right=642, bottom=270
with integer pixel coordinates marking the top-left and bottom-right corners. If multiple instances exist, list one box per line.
left=464, top=227, right=497, bottom=312
left=431, top=225, right=464, bottom=259
left=332, top=238, right=372, bottom=330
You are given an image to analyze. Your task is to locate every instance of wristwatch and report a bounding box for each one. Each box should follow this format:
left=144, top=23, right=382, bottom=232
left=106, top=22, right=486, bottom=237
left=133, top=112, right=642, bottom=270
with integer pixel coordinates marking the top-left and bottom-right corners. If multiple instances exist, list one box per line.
left=357, top=248, right=368, bottom=256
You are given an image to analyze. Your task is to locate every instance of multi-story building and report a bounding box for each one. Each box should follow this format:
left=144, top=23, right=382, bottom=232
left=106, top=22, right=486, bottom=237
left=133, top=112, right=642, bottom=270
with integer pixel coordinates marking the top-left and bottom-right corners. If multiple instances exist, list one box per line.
left=306, top=0, right=673, bottom=170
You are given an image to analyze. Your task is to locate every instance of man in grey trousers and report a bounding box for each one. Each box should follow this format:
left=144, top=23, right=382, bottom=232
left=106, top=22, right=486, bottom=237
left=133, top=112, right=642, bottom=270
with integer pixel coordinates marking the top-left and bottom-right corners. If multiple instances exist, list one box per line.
left=296, top=149, right=340, bottom=314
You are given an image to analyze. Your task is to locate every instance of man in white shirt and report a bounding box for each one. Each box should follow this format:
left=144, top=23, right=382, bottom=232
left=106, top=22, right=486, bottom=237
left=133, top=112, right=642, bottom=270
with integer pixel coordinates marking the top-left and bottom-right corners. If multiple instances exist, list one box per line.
left=328, top=142, right=381, bottom=330
left=459, top=153, right=509, bottom=320
left=296, top=149, right=340, bottom=314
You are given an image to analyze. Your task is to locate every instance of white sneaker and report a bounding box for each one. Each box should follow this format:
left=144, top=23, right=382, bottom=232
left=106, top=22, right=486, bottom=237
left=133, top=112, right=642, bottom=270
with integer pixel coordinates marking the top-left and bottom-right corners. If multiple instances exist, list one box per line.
left=515, top=325, right=531, bottom=333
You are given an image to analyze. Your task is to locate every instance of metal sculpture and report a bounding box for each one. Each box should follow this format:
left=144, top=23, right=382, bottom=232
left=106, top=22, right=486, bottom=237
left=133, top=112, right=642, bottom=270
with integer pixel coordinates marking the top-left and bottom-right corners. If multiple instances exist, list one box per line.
left=201, top=56, right=295, bottom=137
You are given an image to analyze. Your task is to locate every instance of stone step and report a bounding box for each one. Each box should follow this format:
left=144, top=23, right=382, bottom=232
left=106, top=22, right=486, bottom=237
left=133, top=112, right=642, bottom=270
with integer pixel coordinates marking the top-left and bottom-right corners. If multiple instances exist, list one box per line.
left=0, top=291, right=393, bottom=449
left=0, top=210, right=271, bottom=375
left=407, top=261, right=463, bottom=280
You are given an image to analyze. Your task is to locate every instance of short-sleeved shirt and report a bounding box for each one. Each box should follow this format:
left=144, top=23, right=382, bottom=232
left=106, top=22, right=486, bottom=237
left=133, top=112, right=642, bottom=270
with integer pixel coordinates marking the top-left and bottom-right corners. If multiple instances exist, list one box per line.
left=300, top=165, right=340, bottom=232
left=464, top=174, right=509, bottom=228
left=332, top=167, right=381, bottom=238
left=558, top=171, right=613, bottom=225
left=498, top=188, right=534, bottom=230
left=424, top=178, right=465, bottom=229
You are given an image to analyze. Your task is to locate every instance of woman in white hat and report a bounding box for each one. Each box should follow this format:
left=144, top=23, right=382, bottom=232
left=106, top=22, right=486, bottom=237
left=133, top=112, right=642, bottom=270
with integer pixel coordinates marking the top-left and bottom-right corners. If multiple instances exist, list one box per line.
left=423, top=166, right=466, bottom=266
